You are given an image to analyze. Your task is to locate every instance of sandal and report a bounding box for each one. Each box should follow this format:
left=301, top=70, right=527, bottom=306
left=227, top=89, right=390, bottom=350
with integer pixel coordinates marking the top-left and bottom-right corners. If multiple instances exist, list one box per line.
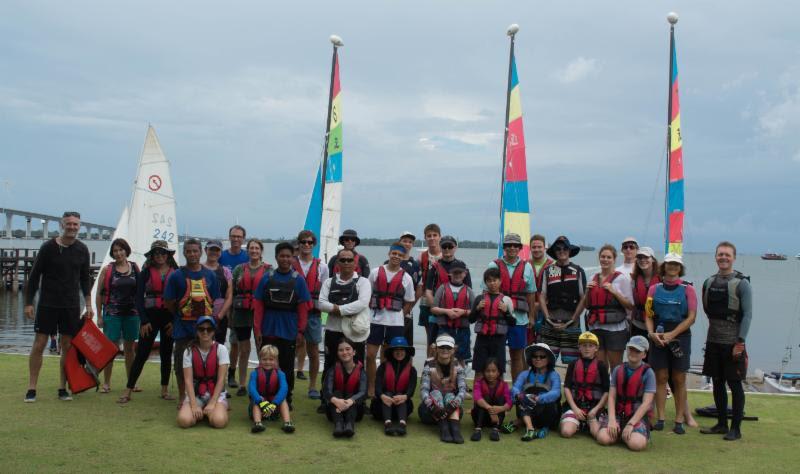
left=132, top=386, right=143, bottom=393
left=117, top=395, right=131, bottom=404
left=100, top=385, right=111, bottom=394
left=500, top=422, right=516, bottom=434
left=160, top=393, right=176, bottom=401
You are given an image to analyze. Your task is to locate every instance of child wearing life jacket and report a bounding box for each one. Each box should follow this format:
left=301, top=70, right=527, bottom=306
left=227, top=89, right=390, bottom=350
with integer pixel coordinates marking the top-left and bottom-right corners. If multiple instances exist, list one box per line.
left=247, top=344, right=294, bottom=434
left=468, top=268, right=514, bottom=382
left=560, top=331, right=609, bottom=439
left=431, top=260, right=475, bottom=368
left=323, top=338, right=367, bottom=438
left=512, top=343, right=562, bottom=441
left=177, top=316, right=229, bottom=429
left=470, top=358, right=512, bottom=442
left=597, top=335, right=656, bottom=451
left=372, top=336, right=417, bottom=436
left=419, top=334, right=468, bottom=444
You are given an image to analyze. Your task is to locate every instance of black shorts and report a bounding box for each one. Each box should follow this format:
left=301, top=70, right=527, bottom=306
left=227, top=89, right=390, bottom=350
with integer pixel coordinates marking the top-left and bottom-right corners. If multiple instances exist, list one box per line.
left=234, top=326, right=252, bottom=342
left=703, top=341, right=747, bottom=381
left=649, top=332, right=691, bottom=372
left=214, top=317, right=228, bottom=344
left=472, top=334, right=507, bottom=374
left=590, top=328, right=629, bottom=352
left=34, top=306, right=81, bottom=337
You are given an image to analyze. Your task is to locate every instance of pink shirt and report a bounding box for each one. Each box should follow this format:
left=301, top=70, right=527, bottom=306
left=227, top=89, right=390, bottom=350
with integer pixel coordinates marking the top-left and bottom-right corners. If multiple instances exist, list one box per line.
left=473, top=379, right=512, bottom=406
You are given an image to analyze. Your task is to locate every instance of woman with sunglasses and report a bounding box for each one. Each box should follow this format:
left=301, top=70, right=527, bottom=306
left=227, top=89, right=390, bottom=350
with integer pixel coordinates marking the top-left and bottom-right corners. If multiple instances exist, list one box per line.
left=230, top=239, right=271, bottom=394
left=419, top=334, right=468, bottom=444
left=630, top=247, right=659, bottom=340
left=512, top=343, right=562, bottom=441
left=177, top=316, right=230, bottom=428
left=576, top=245, right=634, bottom=370
left=119, top=240, right=178, bottom=404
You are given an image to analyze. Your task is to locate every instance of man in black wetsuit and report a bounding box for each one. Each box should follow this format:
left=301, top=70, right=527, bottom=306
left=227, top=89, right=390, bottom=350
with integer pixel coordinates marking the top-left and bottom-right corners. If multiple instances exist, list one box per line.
left=23, top=211, right=94, bottom=402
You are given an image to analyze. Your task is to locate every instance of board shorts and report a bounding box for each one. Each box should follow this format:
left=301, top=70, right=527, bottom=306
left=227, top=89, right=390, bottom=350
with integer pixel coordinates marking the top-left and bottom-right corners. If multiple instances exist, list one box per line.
left=184, top=392, right=229, bottom=409
left=367, top=323, right=404, bottom=346
left=506, top=325, right=527, bottom=350
left=304, top=313, right=323, bottom=344
left=437, top=326, right=471, bottom=361
left=34, top=306, right=81, bottom=337
left=702, top=341, right=747, bottom=381
left=538, top=321, right=580, bottom=363
left=103, top=313, right=140, bottom=342
left=601, top=414, right=650, bottom=440
left=472, top=334, right=507, bottom=374
left=649, top=331, right=691, bottom=372
left=560, top=408, right=605, bottom=428
left=591, top=327, right=629, bottom=352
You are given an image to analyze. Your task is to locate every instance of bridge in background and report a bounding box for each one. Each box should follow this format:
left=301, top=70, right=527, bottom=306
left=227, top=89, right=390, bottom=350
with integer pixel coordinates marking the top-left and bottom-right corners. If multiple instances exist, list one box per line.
left=1, top=208, right=116, bottom=240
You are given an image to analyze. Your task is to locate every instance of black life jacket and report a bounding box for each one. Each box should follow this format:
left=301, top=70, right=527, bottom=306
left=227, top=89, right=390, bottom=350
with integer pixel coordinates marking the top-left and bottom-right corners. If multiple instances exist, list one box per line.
left=702, top=271, right=749, bottom=322
left=329, top=277, right=359, bottom=305
left=262, top=269, right=301, bottom=311
left=544, top=263, right=583, bottom=312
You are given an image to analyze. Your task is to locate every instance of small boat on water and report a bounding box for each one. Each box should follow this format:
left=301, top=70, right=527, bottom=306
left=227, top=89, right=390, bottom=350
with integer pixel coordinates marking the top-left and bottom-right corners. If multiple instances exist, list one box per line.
left=796, top=253, right=800, bottom=260
left=761, top=253, right=787, bottom=260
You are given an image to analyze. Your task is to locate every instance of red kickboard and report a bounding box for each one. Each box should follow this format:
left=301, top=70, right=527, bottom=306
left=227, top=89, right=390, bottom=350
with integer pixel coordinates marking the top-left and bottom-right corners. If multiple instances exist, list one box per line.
left=71, top=319, right=118, bottom=370
left=65, top=346, right=98, bottom=394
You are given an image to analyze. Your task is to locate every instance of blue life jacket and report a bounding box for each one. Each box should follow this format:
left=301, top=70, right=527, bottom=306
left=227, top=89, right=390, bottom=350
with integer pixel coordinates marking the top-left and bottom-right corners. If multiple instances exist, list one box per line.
left=652, top=282, right=688, bottom=324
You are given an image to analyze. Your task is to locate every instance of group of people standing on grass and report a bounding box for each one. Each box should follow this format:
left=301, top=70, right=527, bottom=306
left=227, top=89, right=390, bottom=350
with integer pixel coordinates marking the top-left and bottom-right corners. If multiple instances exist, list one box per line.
left=22, top=212, right=753, bottom=447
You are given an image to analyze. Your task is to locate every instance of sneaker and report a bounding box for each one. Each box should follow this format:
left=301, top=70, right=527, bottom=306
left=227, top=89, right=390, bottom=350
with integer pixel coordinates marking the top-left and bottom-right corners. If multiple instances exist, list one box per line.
left=535, top=427, right=549, bottom=439
left=470, top=429, right=482, bottom=442
left=236, top=387, right=247, bottom=397
left=227, top=369, right=238, bottom=388
left=723, top=429, right=742, bottom=441
left=58, top=389, right=72, bottom=401
left=24, top=389, right=36, bottom=403
left=653, top=419, right=665, bottom=431
left=490, top=428, right=501, bottom=442
left=308, top=389, right=321, bottom=400
left=501, top=422, right=516, bottom=434
left=396, top=423, right=407, bottom=436
left=49, top=340, right=58, bottom=353
left=282, top=422, right=296, bottom=434
left=521, top=429, right=536, bottom=442
left=251, top=422, right=265, bottom=433
left=700, top=423, right=729, bottom=435
left=296, top=371, right=307, bottom=380
left=384, top=423, right=396, bottom=436
left=673, top=422, right=685, bottom=435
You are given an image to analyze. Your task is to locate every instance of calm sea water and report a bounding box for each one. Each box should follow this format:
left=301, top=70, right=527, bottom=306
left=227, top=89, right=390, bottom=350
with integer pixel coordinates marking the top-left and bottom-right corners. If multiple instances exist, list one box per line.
left=2, top=241, right=799, bottom=372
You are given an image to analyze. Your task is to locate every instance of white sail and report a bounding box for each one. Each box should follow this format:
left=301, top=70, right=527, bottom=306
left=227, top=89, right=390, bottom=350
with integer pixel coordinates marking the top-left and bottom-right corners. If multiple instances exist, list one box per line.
left=320, top=182, right=342, bottom=263
left=126, top=125, right=179, bottom=265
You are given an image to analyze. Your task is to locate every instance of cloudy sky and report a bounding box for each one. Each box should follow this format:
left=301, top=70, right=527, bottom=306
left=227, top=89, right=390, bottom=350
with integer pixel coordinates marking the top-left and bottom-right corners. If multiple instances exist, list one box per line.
left=1, top=1, right=799, bottom=253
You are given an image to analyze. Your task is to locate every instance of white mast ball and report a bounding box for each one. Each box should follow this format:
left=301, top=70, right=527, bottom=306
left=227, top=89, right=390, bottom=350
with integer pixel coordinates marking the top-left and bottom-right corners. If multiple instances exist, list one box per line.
left=507, top=24, right=519, bottom=36
left=330, top=35, right=344, bottom=47
left=667, top=12, right=679, bottom=25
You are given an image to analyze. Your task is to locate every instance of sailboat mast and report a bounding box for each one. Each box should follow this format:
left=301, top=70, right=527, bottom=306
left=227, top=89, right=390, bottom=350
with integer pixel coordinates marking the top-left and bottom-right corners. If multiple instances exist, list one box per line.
left=499, top=25, right=518, bottom=239
left=665, top=16, right=676, bottom=254
left=320, top=39, right=341, bottom=205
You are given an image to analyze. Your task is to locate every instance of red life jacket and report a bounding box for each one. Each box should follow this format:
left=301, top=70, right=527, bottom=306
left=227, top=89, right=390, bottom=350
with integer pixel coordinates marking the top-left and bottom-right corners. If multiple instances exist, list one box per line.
left=334, top=361, right=362, bottom=396
left=383, top=360, right=412, bottom=394
left=234, top=263, right=269, bottom=310
left=256, top=368, right=279, bottom=399
left=420, top=251, right=440, bottom=288
left=475, top=293, right=506, bottom=336
left=495, top=258, right=530, bottom=312
left=431, top=262, right=450, bottom=290
left=632, top=274, right=661, bottom=321
left=530, top=258, right=554, bottom=293
left=615, top=362, right=650, bottom=420
left=144, top=266, right=173, bottom=310
left=292, top=257, right=322, bottom=302
left=332, top=254, right=362, bottom=275
left=439, top=284, right=471, bottom=329
left=191, top=342, right=218, bottom=397
left=572, top=358, right=604, bottom=408
left=101, top=262, right=140, bottom=306
left=369, top=266, right=406, bottom=311
left=586, top=272, right=626, bottom=325
left=477, top=378, right=504, bottom=405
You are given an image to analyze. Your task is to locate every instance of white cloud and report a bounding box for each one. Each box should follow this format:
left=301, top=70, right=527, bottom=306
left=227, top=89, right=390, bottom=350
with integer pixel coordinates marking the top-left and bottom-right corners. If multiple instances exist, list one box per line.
left=555, top=57, right=599, bottom=84
left=758, top=89, right=800, bottom=137
left=422, top=95, right=488, bottom=122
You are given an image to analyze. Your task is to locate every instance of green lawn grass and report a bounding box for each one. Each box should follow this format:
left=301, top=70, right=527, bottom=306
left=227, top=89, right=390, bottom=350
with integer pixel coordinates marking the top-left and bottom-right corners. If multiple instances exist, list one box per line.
left=1, top=353, right=797, bottom=473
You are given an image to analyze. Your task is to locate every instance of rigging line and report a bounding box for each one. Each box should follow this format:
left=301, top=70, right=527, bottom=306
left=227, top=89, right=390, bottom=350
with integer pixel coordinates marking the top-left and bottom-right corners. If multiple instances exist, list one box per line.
left=642, top=140, right=668, bottom=247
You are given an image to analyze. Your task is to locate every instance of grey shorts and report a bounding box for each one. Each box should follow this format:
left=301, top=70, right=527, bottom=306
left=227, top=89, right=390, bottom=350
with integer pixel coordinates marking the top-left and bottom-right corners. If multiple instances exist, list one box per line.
left=591, top=328, right=629, bottom=352
left=304, top=314, right=323, bottom=344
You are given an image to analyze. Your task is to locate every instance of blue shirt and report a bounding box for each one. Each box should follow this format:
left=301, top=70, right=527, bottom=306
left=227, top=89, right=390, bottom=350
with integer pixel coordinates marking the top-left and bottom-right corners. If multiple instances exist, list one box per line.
left=163, top=267, right=222, bottom=340
left=220, top=249, right=250, bottom=272
left=254, top=269, right=311, bottom=340
left=247, top=368, right=289, bottom=405
left=511, top=369, right=562, bottom=405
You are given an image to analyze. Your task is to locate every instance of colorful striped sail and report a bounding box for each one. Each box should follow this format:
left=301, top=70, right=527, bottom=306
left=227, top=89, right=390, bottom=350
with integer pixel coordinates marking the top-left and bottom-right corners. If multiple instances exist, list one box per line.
left=305, top=45, right=343, bottom=262
left=499, top=45, right=531, bottom=260
left=666, top=23, right=684, bottom=255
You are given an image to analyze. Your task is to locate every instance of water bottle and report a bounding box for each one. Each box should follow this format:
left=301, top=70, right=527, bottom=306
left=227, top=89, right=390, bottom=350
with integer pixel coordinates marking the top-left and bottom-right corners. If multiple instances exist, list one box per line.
left=656, top=324, right=664, bottom=334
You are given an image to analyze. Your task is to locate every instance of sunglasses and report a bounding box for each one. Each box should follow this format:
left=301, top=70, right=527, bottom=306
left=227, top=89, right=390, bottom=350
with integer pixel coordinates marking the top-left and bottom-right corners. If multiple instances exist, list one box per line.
left=62, top=211, right=81, bottom=218
left=622, top=244, right=638, bottom=250
left=438, top=346, right=454, bottom=351
left=151, top=250, right=168, bottom=256
left=299, top=240, right=315, bottom=246
left=553, top=246, right=569, bottom=252
left=531, top=355, right=548, bottom=360
left=503, top=244, right=523, bottom=249
left=341, top=237, right=356, bottom=242
left=441, top=244, right=455, bottom=250
left=337, top=258, right=355, bottom=263
left=197, top=326, right=214, bottom=334
left=636, top=255, right=651, bottom=260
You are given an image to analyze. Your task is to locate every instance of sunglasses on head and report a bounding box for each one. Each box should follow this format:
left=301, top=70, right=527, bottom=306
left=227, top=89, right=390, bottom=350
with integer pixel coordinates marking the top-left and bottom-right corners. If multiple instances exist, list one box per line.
left=299, top=240, right=315, bottom=245
left=441, top=244, right=455, bottom=250
left=62, top=211, right=81, bottom=218
left=197, top=326, right=214, bottom=334
left=622, top=244, right=638, bottom=250
left=337, top=257, right=354, bottom=263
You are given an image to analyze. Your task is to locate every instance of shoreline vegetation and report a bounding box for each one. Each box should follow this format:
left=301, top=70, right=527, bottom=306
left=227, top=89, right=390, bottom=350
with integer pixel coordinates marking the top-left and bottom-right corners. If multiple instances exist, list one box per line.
left=1, top=354, right=795, bottom=472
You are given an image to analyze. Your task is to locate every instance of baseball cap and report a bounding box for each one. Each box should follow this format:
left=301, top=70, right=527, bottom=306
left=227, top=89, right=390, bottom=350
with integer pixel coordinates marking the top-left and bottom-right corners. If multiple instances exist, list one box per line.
left=626, top=335, right=649, bottom=352
left=435, top=334, right=456, bottom=348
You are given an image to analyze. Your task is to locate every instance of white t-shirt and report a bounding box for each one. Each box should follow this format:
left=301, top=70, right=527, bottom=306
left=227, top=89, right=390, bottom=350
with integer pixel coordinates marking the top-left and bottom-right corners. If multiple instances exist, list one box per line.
left=318, top=274, right=373, bottom=332
left=369, top=265, right=416, bottom=326
left=183, top=343, right=231, bottom=370
left=615, top=261, right=634, bottom=277
left=587, top=271, right=633, bottom=332
left=298, top=258, right=330, bottom=309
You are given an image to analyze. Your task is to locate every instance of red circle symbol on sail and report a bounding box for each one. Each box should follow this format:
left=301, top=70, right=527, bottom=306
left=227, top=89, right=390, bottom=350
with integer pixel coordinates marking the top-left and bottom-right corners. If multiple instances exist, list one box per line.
left=148, top=175, right=162, bottom=191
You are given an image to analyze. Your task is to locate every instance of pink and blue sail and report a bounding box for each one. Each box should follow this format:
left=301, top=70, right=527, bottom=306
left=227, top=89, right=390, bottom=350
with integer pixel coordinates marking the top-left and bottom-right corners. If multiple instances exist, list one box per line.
left=666, top=19, right=684, bottom=255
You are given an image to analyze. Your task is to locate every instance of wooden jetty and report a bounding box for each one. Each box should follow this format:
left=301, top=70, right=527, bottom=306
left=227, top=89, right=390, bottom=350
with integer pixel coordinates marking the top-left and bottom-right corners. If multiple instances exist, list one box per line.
left=1, top=248, right=100, bottom=292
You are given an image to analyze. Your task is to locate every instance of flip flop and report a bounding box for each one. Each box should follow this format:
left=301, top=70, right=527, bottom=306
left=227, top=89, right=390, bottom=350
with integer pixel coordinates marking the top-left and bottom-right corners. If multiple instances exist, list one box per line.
left=160, top=393, right=176, bottom=401
left=132, top=386, right=143, bottom=393
left=117, top=395, right=131, bottom=404
left=100, top=385, right=111, bottom=393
